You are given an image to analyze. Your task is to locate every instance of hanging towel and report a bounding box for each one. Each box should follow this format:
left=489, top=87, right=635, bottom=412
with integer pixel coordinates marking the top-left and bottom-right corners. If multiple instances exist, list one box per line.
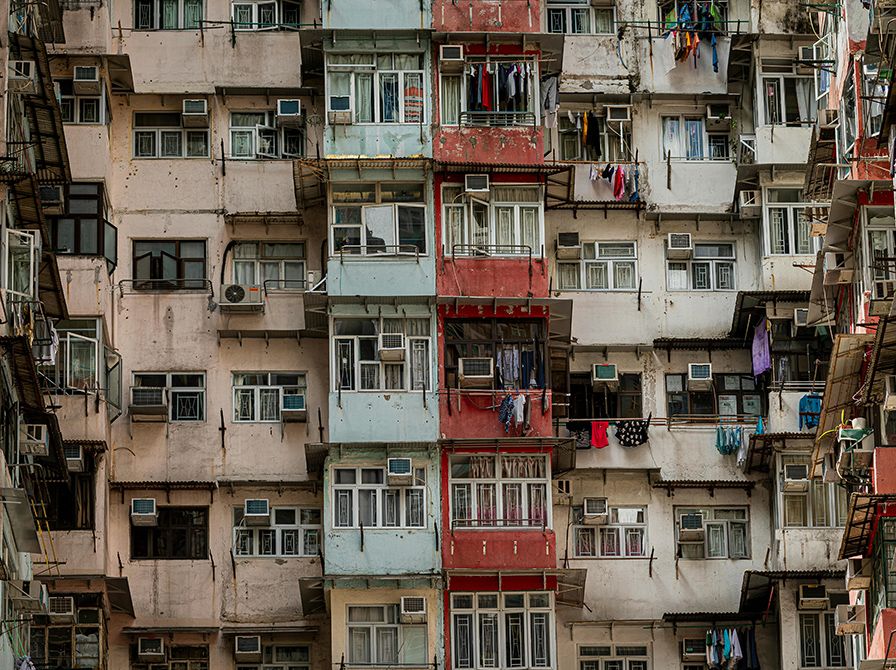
left=513, top=394, right=527, bottom=426
left=799, top=393, right=822, bottom=430
left=752, top=318, right=772, bottom=376
left=498, top=395, right=514, bottom=432
left=591, top=421, right=609, bottom=448
left=731, top=628, right=743, bottom=662
left=615, top=414, right=651, bottom=447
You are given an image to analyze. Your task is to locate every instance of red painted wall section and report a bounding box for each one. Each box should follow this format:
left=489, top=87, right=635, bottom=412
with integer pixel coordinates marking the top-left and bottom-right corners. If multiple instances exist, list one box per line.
left=439, top=257, right=549, bottom=298
left=442, top=528, right=557, bottom=570
left=440, top=388, right=553, bottom=438
left=435, top=126, right=544, bottom=164
left=432, top=0, right=541, bottom=33
left=874, top=448, right=896, bottom=494
left=867, top=608, right=896, bottom=659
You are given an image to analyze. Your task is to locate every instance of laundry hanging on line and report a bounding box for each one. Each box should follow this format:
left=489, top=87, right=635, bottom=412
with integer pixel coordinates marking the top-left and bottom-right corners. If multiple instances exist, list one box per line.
left=704, top=626, right=761, bottom=670
left=716, top=425, right=743, bottom=455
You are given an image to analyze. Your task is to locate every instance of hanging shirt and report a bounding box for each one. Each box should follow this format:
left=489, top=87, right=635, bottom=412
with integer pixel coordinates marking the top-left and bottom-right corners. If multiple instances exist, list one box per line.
left=591, top=421, right=609, bottom=448
left=752, top=318, right=772, bottom=376
left=799, top=394, right=823, bottom=430
left=513, top=394, right=527, bottom=426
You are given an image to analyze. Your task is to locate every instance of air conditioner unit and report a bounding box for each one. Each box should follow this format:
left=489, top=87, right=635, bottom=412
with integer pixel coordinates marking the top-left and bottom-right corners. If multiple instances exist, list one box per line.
left=387, top=457, right=414, bottom=486
left=798, top=45, right=816, bottom=62
left=464, top=174, right=490, bottom=194
left=38, top=185, right=64, bottom=214
left=19, top=423, right=49, bottom=456
left=678, top=513, right=705, bottom=542
left=181, top=99, right=209, bottom=127
left=220, top=283, right=264, bottom=312
left=681, top=638, right=706, bottom=662
left=739, top=189, right=761, bottom=215
left=64, top=444, right=84, bottom=472
left=458, top=357, right=494, bottom=388
left=885, top=375, right=896, bottom=412
left=798, top=584, right=829, bottom=610
left=130, top=498, right=158, bottom=526
left=556, top=232, right=582, bottom=259
left=793, top=308, right=809, bottom=328
left=400, top=596, right=427, bottom=623
left=666, top=233, right=693, bottom=259
left=73, top=65, right=101, bottom=95
left=687, top=363, right=712, bottom=390
left=244, top=499, right=271, bottom=525
left=706, top=103, right=731, bottom=129
left=234, top=635, right=263, bottom=662
left=592, top=364, right=619, bottom=391
left=129, top=386, right=168, bottom=422
left=582, top=497, right=608, bottom=525
left=138, top=637, right=165, bottom=660
left=277, top=99, right=304, bottom=128
left=328, top=111, right=352, bottom=125
left=10, top=580, right=48, bottom=613
left=605, top=105, right=631, bottom=123
left=835, top=604, right=866, bottom=635
left=440, top=44, right=464, bottom=65
left=379, top=333, right=406, bottom=362
left=783, top=463, right=810, bottom=491
left=47, top=596, right=76, bottom=622
left=847, top=557, right=871, bottom=590
left=818, top=109, right=840, bottom=129
left=280, top=391, right=307, bottom=422
left=8, top=60, right=36, bottom=92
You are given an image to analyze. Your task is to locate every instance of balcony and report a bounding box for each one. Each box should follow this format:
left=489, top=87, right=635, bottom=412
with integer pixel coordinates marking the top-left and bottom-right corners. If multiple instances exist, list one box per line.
left=432, top=0, right=540, bottom=33
left=439, top=388, right=553, bottom=438
left=437, top=245, right=549, bottom=299
left=443, top=523, right=556, bottom=571
left=434, top=124, right=543, bottom=164
left=327, top=246, right=437, bottom=298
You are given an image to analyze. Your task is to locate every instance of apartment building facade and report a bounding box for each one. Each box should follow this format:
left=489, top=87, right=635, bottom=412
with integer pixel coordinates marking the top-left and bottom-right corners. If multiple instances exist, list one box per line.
left=1, top=0, right=879, bottom=669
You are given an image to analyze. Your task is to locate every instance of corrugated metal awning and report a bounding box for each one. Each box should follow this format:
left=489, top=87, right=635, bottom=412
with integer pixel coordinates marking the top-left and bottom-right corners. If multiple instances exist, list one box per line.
left=839, top=493, right=896, bottom=560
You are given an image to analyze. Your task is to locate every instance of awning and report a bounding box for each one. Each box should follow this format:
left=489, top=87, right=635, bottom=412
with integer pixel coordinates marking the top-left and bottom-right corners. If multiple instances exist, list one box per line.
left=555, top=568, right=586, bottom=608
left=435, top=161, right=568, bottom=175
left=743, top=432, right=814, bottom=474
left=810, top=334, right=872, bottom=477
left=224, top=212, right=303, bottom=226
left=221, top=624, right=319, bottom=635
left=652, top=480, right=755, bottom=496
left=0, top=336, right=45, bottom=410
left=662, top=611, right=752, bottom=623
left=740, top=569, right=844, bottom=614
left=299, top=577, right=326, bottom=616
left=0, top=487, right=41, bottom=554
left=38, top=0, right=65, bottom=44
left=304, top=443, right=327, bottom=479
left=439, top=437, right=573, bottom=451
left=803, top=124, right=841, bottom=203
left=653, top=337, right=749, bottom=354
left=106, top=576, right=136, bottom=616
left=806, top=250, right=831, bottom=327
left=862, top=298, right=896, bottom=405
left=122, top=624, right=219, bottom=634
left=839, top=493, right=896, bottom=560
left=36, top=575, right=135, bottom=616
left=728, top=290, right=811, bottom=339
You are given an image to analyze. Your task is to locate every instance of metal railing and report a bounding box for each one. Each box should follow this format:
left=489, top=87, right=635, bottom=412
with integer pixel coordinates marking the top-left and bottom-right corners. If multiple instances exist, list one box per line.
left=337, top=244, right=422, bottom=261
left=449, top=243, right=539, bottom=258
left=7, top=299, right=54, bottom=363
left=118, top=278, right=214, bottom=294
left=737, top=135, right=756, bottom=165
left=460, top=111, right=537, bottom=127
left=261, top=278, right=308, bottom=293
left=451, top=517, right=549, bottom=530
left=556, top=414, right=764, bottom=432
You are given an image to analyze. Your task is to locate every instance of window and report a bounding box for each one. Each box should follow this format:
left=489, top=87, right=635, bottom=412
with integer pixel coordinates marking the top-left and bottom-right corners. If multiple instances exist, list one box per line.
left=326, top=53, right=424, bottom=124
left=348, top=605, right=428, bottom=665
left=442, top=185, right=543, bottom=257
left=555, top=114, right=631, bottom=161
left=449, top=454, right=550, bottom=528
left=440, top=57, right=537, bottom=127
left=763, top=189, right=824, bottom=255
left=229, top=111, right=304, bottom=159
left=334, top=317, right=432, bottom=392
left=132, top=645, right=209, bottom=670
left=444, top=319, right=546, bottom=390
left=578, top=644, right=649, bottom=670
left=567, top=373, right=642, bottom=420
left=237, top=646, right=310, bottom=670
left=50, top=183, right=118, bottom=270
left=573, top=506, right=646, bottom=558
left=330, top=182, right=426, bottom=256
left=558, top=242, right=637, bottom=291
left=675, top=507, right=749, bottom=559
left=58, top=80, right=104, bottom=124
left=45, top=472, right=96, bottom=530
left=864, top=210, right=896, bottom=300
left=42, top=319, right=101, bottom=392
left=452, top=592, right=553, bottom=670
left=4, top=228, right=37, bottom=301
left=332, top=466, right=427, bottom=529
left=872, top=519, right=896, bottom=619
left=799, top=611, right=847, bottom=668
left=232, top=241, right=306, bottom=289
left=665, top=373, right=763, bottom=417
left=133, top=239, right=206, bottom=290
left=232, top=372, right=306, bottom=422
left=231, top=0, right=300, bottom=29
left=135, top=0, right=204, bottom=29
left=661, top=116, right=728, bottom=160
left=133, top=112, right=209, bottom=158
left=779, top=455, right=847, bottom=528
left=546, top=2, right=614, bottom=34
left=667, top=242, right=736, bottom=291
left=841, top=71, right=858, bottom=153
left=863, top=62, right=886, bottom=138
left=30, top=598, right=104, bottom=670
left=233, top=507, right=320, bottom=557
left=133, top=372, right=206, bottom=421
left=760, top=59, right=816, bottom=126
left=131, top=507, right=209, bottom=560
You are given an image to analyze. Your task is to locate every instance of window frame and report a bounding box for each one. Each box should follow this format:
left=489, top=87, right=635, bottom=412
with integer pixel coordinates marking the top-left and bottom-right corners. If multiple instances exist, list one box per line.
left=557, top=241, right=638, bottom=291
left=661, top=114, right=729, bottom=161
left=232, top=371, right=307, bottom=423
left=863, top=207, right=896, bottom=301
left=347, top=604, right=428, bottom=666
left=133, top=112, right=210, bottom=159
left=798, top=610, right=848, bottom=668
left=58, top=79, right=106, bottom=125
left=674, top=507, right=750, bottom=560
left=573, top=506, right=647, bottom=558
left=665, top=373, right=763, bottom=418
left=778, top=454, right=848, bottom=529
left=228, top=111, right=305, bottom=159
left=134, top=0, right=205, bottom=29
left=236, top=645, right=311, bottom=670
left=762, top=189, right=825, bottom=256
left=759, top=58, right=817, bottom=127
left=440, top=56, right=539, bottom=127
left=130, top=506, right=209, bottom=560
left=231, top=241, right=307, bottom=290
left=132, top=371, right=206, bottom=422
left=50, top=183, right=118, bottom=269
left=132, top=239, right=207, bottom=290
left=331, top=465, right=428, bottom=530
left=30, top=621, right=103, bottom=669
left=546, top=2, right=615, bottom=35
left=666, top=241, right=737, bottom=292
left=325, top=52, right=426, bottom=124
left=578, top=644, right=650, bottom=670
left=233, top=506, right=321, bottom=557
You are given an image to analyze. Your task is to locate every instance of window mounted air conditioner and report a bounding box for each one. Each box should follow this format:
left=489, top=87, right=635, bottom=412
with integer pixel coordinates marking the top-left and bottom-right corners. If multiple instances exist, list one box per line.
left=19, top=424, right=49, bottom=456
left=10, top=580, right=48, bottom=613
left=387, top=457, right=414, bottom=486
left=687, top=363, right=712, bottom=390
left=219, top=283, right=264, bottom=312
left=440, top=45, right=465, bottom=72
left=556, top=232, right=582, bottom=260
left=464, top=174, right=490, bottom=194
left=277, top=99, right=304, bottom=128
left=847, top=557, right=871, bottom=591
left=64, top=444, right=84, bottom=472
left=592, top=363, right=619, bottom=391
left=681, top=638, right=706, bottom=662
left=666, top=233, right=693, bottom=259
left=234, top=635, right=263, bottom=662
left=793, top=308, right=809, bottom=328
left=130, top=498, right=158, bottom=526
left=8, top=60, right=35, bottom=93
left=605, top=105, right=631, bottom=123
left=798, top=45, right=816, bottom=63
left=458, top=357, right=494, bottom=388
left=280, top=391, right=307, bottom=423
left=798, top=584, right=828, bottom=610
left=138, top=637, right=165, bottom=659
left=582, top=497, right=608, bottom=525
left=783, top=463, right=810, bottom=491
left=379, top=333, right=406, bottom=361
left=328, top=111, right=352, bottom=125
left=244, top=499, right=271, bottom=525
left=678, top=513, right=705, bottom=542
left=739, top=190, right=761, bottom=215
left=818, top=109, right=840, bottom=129
left=130, top=386, right=168, bottom=422
left=73, top=65, right=101, bottom=95
left=835, top=604, right=866, bottom=635
left=885, top=375, right=896, bottom=412
left=400, top=596, right=427, bottom=623
left=38, top=185, right=64, bottom=214
left=181, top=99, right=209, bottom=127
left=47, top=596, right=76, bottom=622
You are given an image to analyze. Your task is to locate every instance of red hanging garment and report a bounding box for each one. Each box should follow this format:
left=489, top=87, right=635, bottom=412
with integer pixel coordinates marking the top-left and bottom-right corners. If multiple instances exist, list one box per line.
left=591, top=421, right=609, bottom=449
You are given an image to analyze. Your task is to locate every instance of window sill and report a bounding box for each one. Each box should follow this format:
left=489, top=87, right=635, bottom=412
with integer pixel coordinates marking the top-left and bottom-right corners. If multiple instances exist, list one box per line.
left=556, top=288, right=638, bottom=293
left=332, top=527, right=428, bottom=531
left=132, top=156, right=211, bottom=160
left=234, top=554, right=319, bottom=558
left=334, top=389, right=432, bottom=395
left=571, top=555, right=649, bottom=560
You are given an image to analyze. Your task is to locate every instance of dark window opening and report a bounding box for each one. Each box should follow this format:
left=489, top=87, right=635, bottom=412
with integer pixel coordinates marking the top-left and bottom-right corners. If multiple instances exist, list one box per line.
left=49, top=183, right=118, bottom=272
left=568, top=372, right=642, bottom=420
left=132, top=240, right=207, bottom=290
left=131, top=507, right=208, bottom=559
left=443, top=318, right=547, bottom=389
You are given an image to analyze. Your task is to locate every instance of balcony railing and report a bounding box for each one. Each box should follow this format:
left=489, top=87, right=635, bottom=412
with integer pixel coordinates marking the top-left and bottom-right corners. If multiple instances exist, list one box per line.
left=459, top=111, right=537, bottom=127
left=8, top=299, right=54, bottom=364
left=448, top=243, right=541, bottom=258
left=737, top=135, right=756, bottom=165
left=337, top=244, right=422, bottom=261
left=451, top=517, right=549, bottom=530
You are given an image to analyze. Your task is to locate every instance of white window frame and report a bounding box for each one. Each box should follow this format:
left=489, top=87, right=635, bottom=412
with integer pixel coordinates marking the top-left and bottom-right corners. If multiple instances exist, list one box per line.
left=675, top=507, right=750, bottom=560
left=132, top=371, right=206, bottom=422
left=573, top=506, right=647, bottom=558
left=762, top=189, right=825, bottom=256
left=554, top=113, right=631, bottom=161
left=778, top=454, right=847, bottom=529
left=798, top=610, right=849, bottom=668
left=661, top=115, right=729, bottom=161
left=4, top=228, right=38, bottom=301
left=58, top=82, right=105, bottom=125
left=229, top=111, right=304, bottom=159
left=232, top=372, right=307, bottom=423
left=231, top=241, right=307, bottom=290
left=863, top=208, right=896, bottom=301
left=546, top=2, right=615, bottom=35
left=236, top=644, right=311, bottom=670
left=233, top=507, right=320, bottom=557
left=666, top=242, right=737, bottom=292
left=325, top=53, right=426, bottom=124
left=331, top=466, right=427, bottom=529
left=557, top=241, right=637, bottom=291
left=133, top=112, right=209, bottom=159
left=135, top=0, right=205, bottom=29
left=759, top=58, right=817, bottom=127
left=578, top=644, right=650, bottom=670
left=451, top=592, right=555, bottom=670
left=330, top=200, right=428, bottom=256
left=448, top=454, right=552, bottom=530
left=347, top=604, right=428, bottom=666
